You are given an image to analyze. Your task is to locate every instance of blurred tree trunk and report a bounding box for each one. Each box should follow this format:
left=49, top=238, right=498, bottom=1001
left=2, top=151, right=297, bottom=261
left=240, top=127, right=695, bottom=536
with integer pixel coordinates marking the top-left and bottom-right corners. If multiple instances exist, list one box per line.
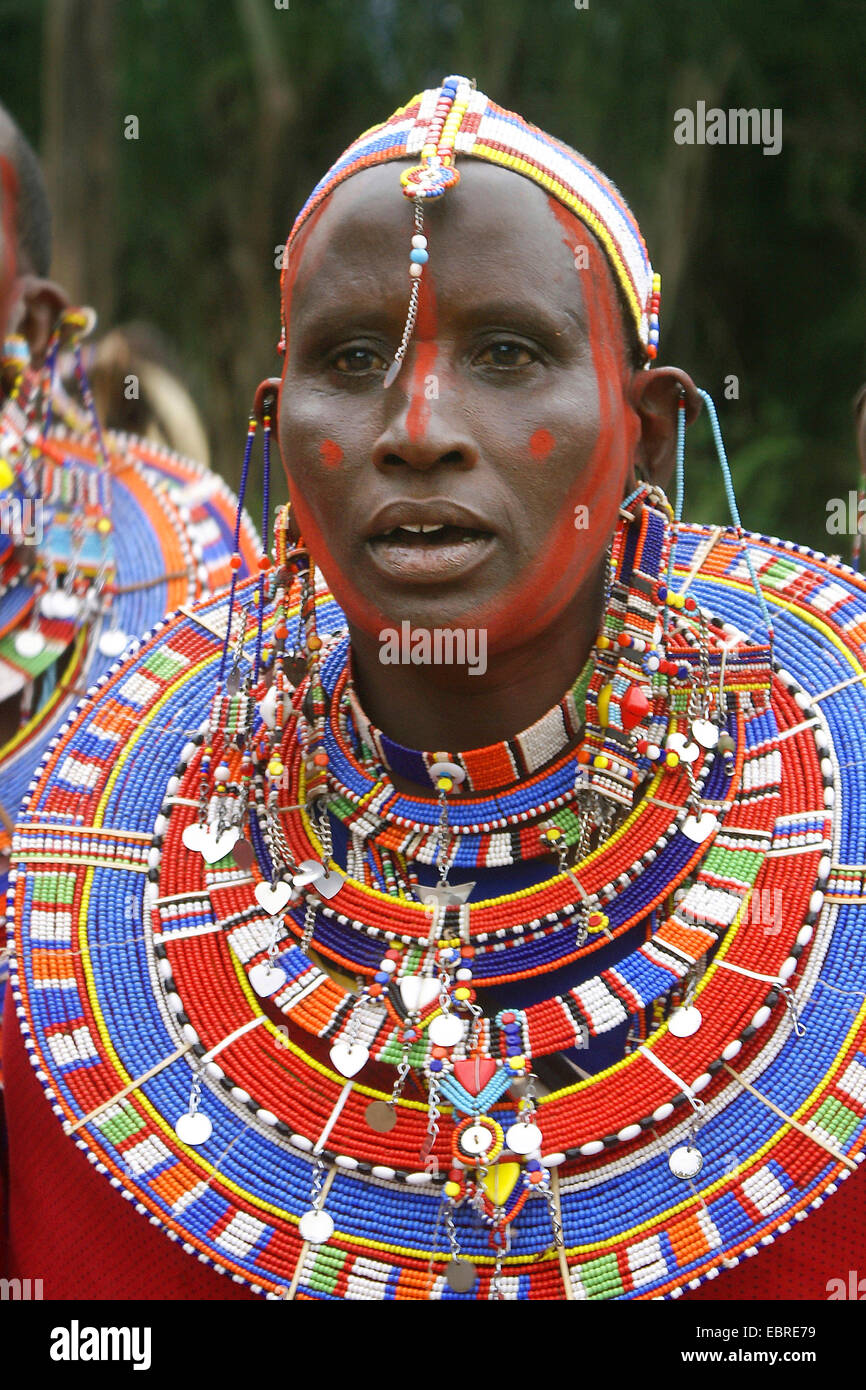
left=202, top=0, right=295, bottom=491
left=645, top=45, right=739, bottom=338
left=41, top=0, right=118, bottom=322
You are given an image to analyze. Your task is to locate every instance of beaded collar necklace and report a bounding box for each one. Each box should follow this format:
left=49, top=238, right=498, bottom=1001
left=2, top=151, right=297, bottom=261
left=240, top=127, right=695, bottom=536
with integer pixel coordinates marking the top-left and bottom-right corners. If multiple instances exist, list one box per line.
left=129, top=486, right=784, bottom=1288
left=343, top=655, right=594, bottom=795
left=13, top=520, right=861, bottom=1303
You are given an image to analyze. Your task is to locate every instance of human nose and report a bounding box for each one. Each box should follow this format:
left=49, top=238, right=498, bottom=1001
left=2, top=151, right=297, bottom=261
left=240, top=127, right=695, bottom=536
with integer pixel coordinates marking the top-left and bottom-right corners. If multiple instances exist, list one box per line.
left=372, top=374, right=479, bottom=474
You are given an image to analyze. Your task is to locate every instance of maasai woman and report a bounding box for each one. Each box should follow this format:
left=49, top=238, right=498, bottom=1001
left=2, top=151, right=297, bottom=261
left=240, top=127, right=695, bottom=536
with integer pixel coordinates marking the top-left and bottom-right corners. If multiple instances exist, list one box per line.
left=3, top=77, right=865, bottom=1301
left=0, top=119, right=260, bottom=1088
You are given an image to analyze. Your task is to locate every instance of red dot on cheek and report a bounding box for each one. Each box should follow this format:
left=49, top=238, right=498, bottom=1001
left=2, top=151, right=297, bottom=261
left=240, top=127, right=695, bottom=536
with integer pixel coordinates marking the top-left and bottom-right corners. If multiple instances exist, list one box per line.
left=529, top=428, right=556, bottom=461
left=319, top=438, right=344, bottom=469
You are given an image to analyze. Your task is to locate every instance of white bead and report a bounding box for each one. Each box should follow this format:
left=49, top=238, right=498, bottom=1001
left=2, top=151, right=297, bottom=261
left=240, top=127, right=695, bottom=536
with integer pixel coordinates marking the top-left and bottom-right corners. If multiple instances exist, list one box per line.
left=652, top=1103, right=674, bottom=1122
left=751, top=1006, right=771, bottom=1029
left=722, top=1040, right=742, bottom=1060
left=579, top=1140, right=604, bottom=1156
left=617, top=1124, right=641, bottom=1142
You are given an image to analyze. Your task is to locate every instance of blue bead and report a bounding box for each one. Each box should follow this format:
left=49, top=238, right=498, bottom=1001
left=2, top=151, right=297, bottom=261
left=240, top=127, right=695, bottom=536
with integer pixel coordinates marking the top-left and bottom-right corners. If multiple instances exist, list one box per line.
left=374, top=971, right=389, bottom=984
left=409, top=248, right=429, bottom=265
left=429, top=1059, right=443, bottom=1072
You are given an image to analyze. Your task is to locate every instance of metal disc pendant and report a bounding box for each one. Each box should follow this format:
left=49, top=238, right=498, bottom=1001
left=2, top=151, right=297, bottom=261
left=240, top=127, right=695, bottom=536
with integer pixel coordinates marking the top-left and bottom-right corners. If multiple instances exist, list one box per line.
left=15, top=628, right=45, bottom=658
left=505, top=1121, right=543, bottom=1155
left=428, top=1013, right=465, bottom=1048
left=226, top=666, right=242, bottom=696
left=299, top=1209, right=334, bottom=1244
left=365, top=1100, right=397, bottom=1133
left=691, top=718, right=719, bottom=750
left=445, top=1259, right=477, bottom=1293
left=669, top=1144, right=703, bottom=1180
left=668, top=1005, right=702, bottom=1038
left=98, top=628, right=129, bottom=657
left=232, top=836, right=256, bottom=871
left=175, top=1111, right=212, bottom=1146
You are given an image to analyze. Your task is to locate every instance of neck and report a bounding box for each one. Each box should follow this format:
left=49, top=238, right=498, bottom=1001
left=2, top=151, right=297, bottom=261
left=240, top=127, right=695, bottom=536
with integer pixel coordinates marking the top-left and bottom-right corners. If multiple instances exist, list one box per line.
left=346, top=560, right=606, bottom=752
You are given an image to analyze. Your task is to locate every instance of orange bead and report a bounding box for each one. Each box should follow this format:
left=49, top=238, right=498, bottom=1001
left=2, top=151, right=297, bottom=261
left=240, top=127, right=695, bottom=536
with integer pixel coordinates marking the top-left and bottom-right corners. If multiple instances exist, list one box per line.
left=229, top=553, right=242, bottom=570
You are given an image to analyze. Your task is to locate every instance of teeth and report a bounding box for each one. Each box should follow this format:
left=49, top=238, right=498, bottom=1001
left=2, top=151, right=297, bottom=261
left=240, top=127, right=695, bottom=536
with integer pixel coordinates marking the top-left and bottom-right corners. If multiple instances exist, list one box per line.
left=383, top=523, right=447, bottom=536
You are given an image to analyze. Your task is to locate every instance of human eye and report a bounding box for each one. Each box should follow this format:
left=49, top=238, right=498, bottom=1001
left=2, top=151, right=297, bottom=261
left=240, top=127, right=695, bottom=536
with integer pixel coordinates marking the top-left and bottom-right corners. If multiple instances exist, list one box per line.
left=472, top=337, right=540, bottom=370
left=329, top=343, right=389, bottom=376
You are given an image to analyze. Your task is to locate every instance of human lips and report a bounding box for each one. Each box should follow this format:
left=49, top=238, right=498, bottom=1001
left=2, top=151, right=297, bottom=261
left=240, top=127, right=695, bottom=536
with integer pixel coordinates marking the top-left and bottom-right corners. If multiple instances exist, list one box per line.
left=364, top=499, right=498, bottom=584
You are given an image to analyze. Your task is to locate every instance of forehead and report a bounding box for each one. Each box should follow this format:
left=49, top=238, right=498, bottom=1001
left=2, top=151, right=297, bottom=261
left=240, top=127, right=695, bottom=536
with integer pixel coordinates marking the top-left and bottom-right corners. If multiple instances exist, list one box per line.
left=285, top=161, right=614, bottom=327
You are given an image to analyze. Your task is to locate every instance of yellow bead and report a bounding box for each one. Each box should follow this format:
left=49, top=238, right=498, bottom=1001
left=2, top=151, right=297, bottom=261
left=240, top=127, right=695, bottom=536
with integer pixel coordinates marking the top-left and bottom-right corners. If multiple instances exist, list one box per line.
left=665, top=751, right=679, bottom=768
left=437, top=775, right=453, bottom=792
left=597, top=635, right=611, bottom=650
left=593, top=754, right=609, bottom=770
left=508, top=1055, right=525, bottom=1071
left=444, top=1181, right=460, bottom=1199
left=0, top=458, right=13, bottom=491
left=454, top=987, right=471, bottom=1001
left=597, top=682, right=612, bottom=727
left=96, top=517, right=112, bottom=534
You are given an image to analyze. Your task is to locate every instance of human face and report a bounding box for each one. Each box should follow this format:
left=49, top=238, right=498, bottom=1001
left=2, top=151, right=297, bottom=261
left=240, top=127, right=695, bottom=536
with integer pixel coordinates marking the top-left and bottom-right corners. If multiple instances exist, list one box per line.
left=278, top=161, right=641, bottom=652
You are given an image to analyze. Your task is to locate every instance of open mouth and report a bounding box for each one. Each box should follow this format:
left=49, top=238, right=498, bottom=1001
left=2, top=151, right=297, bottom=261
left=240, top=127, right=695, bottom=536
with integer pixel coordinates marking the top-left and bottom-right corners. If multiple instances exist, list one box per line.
left=366, top=520, right=496, bottom=583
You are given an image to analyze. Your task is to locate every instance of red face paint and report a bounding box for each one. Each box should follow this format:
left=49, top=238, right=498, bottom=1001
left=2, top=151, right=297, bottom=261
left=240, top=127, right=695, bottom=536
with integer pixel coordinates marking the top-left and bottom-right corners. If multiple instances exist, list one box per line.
left=406, top=341, right=438, bottom=442
left=319, top=439, right=343, bottom=469
left=529, top=428, right=555, bottom=461
left=464, top=202, right=638, bottom=650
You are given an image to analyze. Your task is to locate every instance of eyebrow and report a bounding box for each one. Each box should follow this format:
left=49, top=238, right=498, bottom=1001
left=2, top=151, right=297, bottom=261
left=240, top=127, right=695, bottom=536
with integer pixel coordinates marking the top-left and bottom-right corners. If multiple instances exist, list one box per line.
left=292, top=294, right=583, bottom=346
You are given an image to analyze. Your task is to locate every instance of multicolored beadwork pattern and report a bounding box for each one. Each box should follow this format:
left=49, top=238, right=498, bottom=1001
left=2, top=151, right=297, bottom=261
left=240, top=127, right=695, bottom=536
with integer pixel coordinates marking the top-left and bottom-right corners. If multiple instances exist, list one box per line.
left=8, top=526, right=866, bottom=1299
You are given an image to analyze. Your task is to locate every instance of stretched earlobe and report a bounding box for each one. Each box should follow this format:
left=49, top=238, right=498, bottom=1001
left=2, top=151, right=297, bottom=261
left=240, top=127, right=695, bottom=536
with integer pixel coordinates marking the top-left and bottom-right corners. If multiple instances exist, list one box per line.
left=254, top=376, right=281, bottom=424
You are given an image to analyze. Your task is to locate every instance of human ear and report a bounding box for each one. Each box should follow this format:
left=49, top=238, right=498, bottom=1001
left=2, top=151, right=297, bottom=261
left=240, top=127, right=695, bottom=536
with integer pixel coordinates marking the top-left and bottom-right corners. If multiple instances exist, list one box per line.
left=627, top=366, right=701, bottom=491
left=12, top=275, right=68, bottom=364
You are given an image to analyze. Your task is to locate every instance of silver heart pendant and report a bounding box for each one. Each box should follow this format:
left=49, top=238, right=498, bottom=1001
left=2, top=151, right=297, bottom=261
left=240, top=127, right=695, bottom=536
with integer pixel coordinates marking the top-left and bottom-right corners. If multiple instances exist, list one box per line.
left=182, top=822, right=206, bottom=853
left=249, top=962, right=287, bottom=997
left=682, top=812, right=719, bottom=843
left=329, top=1040, right=370, bottom=1078
left=254, top=881, right=293, bottom=915
left=399, top=977, right=441, bottom=1014
left=293, top=859, right=343, bottom=899
left=200, top=826, right=240, bottom=864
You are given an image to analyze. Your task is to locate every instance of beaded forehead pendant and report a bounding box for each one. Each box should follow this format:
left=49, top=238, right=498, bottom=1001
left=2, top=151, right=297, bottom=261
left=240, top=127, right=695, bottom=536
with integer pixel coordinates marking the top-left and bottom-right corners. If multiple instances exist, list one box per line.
left=383, top=74, right=472, bottom=388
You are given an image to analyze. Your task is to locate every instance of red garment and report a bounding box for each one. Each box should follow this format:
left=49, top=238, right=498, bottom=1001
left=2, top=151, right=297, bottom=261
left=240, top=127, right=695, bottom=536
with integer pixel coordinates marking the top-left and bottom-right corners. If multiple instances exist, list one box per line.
left=2, top=998, right=863, bottom=1301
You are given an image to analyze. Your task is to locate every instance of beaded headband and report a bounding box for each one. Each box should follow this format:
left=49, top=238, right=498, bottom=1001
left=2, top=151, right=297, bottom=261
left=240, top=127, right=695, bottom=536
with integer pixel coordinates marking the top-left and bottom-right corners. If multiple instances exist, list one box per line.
left=279, top=74, right=660, bottom=372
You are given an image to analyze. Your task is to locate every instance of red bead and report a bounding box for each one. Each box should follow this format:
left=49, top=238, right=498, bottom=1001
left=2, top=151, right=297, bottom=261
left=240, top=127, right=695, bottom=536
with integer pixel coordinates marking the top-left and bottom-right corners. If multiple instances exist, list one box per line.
left=258, top=553, right=271, bottom=571
left=229, top=553, right=242, bottom=570
left=621, top=681, right=650, bottom=731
